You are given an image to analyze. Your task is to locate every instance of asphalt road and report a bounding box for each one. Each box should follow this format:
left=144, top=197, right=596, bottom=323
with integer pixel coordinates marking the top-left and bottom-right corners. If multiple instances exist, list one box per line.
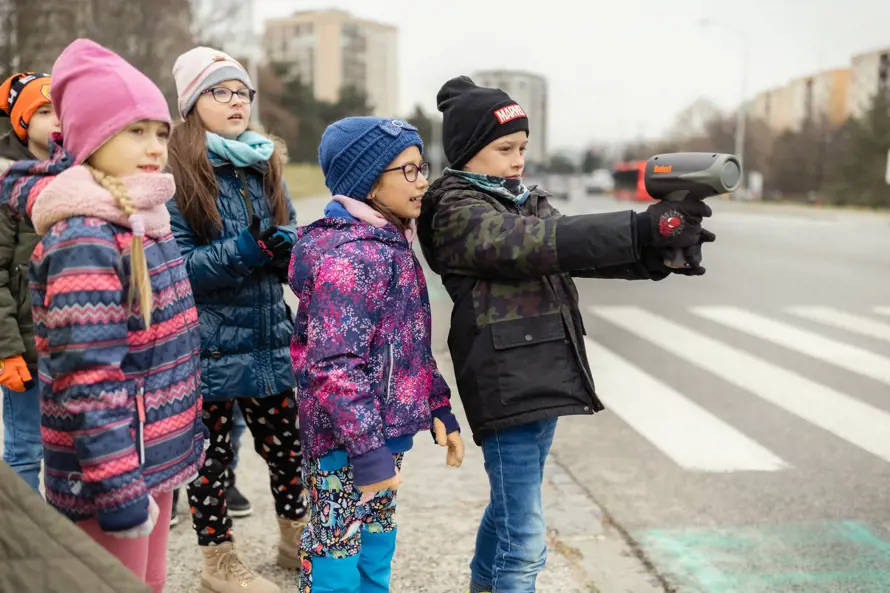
left=550, top=190, right=890, bottom=592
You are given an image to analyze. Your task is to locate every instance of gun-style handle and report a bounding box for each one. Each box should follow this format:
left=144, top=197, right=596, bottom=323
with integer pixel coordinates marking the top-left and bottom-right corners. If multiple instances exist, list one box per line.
left=664, top=248, right=689, bottom=269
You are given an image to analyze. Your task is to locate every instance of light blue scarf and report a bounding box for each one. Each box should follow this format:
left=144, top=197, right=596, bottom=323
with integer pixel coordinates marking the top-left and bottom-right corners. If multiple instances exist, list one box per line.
left=446, top=168, right=530, bottom=205
left=206, top=130, right=275, bottom=168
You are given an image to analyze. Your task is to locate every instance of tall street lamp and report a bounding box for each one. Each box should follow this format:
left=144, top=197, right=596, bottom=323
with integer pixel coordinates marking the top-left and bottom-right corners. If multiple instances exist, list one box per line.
left=700, top=19, right=749, bottom=176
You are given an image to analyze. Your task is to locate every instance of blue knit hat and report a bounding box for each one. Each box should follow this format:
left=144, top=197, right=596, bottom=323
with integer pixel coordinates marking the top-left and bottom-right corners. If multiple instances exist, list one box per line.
left=318, top=116, right=424, bottom=201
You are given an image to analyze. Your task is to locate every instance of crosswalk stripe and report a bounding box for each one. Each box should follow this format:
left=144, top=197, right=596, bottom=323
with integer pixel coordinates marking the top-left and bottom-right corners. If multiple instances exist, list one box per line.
left=691, top=306, right=890, bottom=386
left=874, top=307, right=890, bottom=317
left=590, top=306, right=890, bottom=464
left=787, top=306, right=890, bottom=343
left=584, top=338, right=787, bottom=472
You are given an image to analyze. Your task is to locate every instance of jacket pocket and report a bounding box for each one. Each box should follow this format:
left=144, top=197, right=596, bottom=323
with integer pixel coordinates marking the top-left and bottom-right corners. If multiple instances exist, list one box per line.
left=490, top=313, right=580, bottom=407
left=197, top=308, right=225, bottom=359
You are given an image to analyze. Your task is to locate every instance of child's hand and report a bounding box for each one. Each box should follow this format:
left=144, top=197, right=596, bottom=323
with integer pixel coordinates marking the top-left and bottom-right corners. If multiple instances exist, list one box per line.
left=110, top=495, right=159, bottom=539
left=358, top=468, right=403, bottom=503
left=434, top=417, right=465, bottom=467
left=0, top=355, right=33, bottom=392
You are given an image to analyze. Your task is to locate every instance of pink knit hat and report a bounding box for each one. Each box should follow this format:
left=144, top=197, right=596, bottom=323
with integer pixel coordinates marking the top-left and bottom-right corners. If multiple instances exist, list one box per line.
left=172, top=47, right=252, bottom=118
left=51, top=39, right=171, bottom=164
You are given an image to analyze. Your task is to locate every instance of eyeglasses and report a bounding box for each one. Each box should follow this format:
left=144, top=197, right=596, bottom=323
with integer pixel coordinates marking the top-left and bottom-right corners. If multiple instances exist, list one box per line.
left=201, top=87, right=256, bottom=104
left=382, top=161, right=430, bottom=183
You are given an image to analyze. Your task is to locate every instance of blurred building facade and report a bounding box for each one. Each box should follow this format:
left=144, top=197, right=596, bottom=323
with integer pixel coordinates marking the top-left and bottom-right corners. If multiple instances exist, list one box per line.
left=472, top=69, right=549, bottom=164
left=263, top=9, right=398, bottom=117
left=749, top=69, right=850, bottom=132
left=749, top=45, right=890, bottom=133
left=846, top=47, right=890, bottom=120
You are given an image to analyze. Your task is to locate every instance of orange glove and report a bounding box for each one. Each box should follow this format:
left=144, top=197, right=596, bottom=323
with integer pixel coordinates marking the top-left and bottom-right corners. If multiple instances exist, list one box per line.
left=0, top=355, right=33, bottom=392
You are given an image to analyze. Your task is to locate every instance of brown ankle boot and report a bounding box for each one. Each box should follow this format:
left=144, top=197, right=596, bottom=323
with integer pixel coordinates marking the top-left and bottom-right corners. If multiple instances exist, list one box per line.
left=199, top=541, right=280, bottom=593
left=277, top=515, right=308, bottom=569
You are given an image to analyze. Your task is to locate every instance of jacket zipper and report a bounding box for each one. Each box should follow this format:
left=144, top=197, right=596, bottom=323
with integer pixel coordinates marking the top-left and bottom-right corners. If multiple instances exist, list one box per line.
left=386, top=343, right=394, bottom=403
left=135, top=381, right=146, bottom=466
left=236, top=170, right=273, bottom=395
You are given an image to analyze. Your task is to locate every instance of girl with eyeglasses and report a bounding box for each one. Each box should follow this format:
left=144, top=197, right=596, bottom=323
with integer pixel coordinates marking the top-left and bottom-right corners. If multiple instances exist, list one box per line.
left=288, top=117, right=464, bottom=592
left=164, top=46, right=305, bottom=593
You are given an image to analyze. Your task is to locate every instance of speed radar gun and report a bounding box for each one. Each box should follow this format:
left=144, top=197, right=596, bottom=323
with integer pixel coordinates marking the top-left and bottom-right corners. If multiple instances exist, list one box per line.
left=644, top=152, right=742, bottom=268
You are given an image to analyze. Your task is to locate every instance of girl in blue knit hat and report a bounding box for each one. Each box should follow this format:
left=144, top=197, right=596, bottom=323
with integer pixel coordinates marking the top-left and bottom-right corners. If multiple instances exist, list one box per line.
left=288, top=116, right=464, bottom=592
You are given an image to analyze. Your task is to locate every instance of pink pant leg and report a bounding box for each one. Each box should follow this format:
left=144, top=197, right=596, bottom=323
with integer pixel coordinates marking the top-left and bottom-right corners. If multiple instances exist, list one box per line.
left=145, top=491, right=173, bottom=593
left=77, top=513, right=150, bottom=583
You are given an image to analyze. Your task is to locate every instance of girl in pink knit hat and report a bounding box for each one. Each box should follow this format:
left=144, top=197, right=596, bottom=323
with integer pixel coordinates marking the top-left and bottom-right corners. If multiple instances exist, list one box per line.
left=0, top=39, right=207, bottom=592
left=165, top=46, right=304, bottom=593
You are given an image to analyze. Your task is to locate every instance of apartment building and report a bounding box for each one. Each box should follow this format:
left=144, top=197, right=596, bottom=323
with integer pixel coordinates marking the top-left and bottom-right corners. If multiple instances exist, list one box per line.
left=263, top=9, right=398, bottom=117
left=846, top=46, right=890, bottom=119
left=750, top=68, right=849, bottom=132
left=472, top=69, right=548, bottom=164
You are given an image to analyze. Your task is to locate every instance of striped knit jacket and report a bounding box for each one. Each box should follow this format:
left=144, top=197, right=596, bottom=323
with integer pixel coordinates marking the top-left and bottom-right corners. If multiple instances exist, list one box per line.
left=0, top=146, right=207, bottom=532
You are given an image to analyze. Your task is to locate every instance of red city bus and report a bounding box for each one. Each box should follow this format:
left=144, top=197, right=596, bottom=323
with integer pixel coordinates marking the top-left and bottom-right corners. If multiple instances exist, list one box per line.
left=612, top=161, right=653, bottom=201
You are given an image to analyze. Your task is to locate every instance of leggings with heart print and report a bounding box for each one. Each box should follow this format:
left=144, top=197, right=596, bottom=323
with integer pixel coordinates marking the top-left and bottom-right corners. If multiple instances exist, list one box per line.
left=187, top=391, right=307, bottom=546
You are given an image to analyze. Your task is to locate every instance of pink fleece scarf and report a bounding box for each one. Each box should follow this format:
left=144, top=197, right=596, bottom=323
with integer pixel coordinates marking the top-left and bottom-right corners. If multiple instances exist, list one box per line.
left=331, top=195, right=416, bottom=244
left=30, top=166, right=174, bottom=238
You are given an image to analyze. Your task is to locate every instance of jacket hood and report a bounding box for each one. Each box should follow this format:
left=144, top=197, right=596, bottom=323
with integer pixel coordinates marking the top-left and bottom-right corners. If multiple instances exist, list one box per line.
left=289, top=215, right=409, bottom=295
left=418, top=172, right=477, bottom=276
left=1, top=135, right=75, bottom=220
left=418, top=171, right=548, bottom=276
left=0, top=132, right=34, bottom=163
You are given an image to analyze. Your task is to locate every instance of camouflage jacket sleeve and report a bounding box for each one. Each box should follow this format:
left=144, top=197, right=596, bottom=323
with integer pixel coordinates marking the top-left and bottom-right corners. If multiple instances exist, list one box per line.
left=428, top=190, right=641, bottom=279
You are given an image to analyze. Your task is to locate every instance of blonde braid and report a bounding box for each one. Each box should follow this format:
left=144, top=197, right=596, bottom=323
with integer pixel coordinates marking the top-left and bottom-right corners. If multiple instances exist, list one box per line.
left=85, top=166, right=153, bottom=328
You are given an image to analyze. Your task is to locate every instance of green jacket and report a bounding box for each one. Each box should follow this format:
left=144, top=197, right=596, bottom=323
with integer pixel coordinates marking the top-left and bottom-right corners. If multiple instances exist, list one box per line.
left=0, top=133, right=39, bottom=374
left=0, top=461, right=150, bottom=593
left=418, top=171, right=663, bottom=443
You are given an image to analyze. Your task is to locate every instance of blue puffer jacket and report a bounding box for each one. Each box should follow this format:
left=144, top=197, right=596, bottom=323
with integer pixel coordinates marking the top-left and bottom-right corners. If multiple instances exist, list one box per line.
left=166, top=160, right=297, bottom=401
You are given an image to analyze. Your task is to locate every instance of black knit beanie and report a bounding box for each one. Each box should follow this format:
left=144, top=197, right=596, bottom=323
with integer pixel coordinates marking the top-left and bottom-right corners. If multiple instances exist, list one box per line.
left=436, top=75, right=530, bottom=170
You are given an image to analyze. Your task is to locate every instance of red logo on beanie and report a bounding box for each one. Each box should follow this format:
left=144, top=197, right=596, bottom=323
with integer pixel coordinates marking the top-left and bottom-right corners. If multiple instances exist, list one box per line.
left=494, top=104, right=526, bottom=124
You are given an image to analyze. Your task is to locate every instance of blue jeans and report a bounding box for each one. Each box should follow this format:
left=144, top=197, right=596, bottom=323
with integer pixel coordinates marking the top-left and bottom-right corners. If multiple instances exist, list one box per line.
left=230, top=400, right=247, bottom=470
left=470, top=418, right=558, bottom=593
left=1, top=384, right=43, bottom=492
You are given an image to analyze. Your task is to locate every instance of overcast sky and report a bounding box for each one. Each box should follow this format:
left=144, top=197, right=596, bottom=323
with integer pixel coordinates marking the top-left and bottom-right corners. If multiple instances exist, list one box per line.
left=251, top=0, right=890, bottom=151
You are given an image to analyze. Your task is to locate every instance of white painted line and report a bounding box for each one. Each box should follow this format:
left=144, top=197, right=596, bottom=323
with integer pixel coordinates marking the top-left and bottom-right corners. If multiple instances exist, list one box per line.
left=692, top=306, right=890, bottom=386
left=591, top=306, right=890, bottom=464
left=584, top=338, right=787, bottom=472
left=787, top=306, right=890, bottom=343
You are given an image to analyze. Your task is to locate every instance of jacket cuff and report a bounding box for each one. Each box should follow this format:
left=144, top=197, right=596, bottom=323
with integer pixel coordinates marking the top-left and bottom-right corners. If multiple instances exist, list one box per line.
left=634, top=212, right=652, bottom=250
left=235, top=227, right=269, bottom=268
left=431, top=407, right=461, bottom=436
left=555, top=211, right=640, bottom=272
left=97, top=495, right=149, bottom=532
left=351, top=445, right=395, bottom=487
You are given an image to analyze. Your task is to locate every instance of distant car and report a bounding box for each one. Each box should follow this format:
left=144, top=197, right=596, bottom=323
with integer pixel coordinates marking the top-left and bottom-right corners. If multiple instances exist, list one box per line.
left=585, top=169, right=614, bottom=195
left=545, top=175, right=570, bottom=200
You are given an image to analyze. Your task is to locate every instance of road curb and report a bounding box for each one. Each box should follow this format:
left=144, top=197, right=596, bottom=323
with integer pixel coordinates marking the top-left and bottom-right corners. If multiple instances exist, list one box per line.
left=545, top=456, right=669, bottom=592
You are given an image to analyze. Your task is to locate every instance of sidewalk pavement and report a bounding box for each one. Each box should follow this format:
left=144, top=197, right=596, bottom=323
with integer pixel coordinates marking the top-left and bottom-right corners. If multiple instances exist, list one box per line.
left=166, top=367, right=614, bottom=593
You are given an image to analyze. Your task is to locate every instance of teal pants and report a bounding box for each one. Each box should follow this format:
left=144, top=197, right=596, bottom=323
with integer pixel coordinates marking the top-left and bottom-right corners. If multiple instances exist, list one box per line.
left=299, top=451, right=402, bottom=593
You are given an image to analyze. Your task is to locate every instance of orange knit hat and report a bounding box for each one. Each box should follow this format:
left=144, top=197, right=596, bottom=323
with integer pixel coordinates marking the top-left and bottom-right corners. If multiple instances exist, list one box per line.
left=0, top=72, right=52, bottom=142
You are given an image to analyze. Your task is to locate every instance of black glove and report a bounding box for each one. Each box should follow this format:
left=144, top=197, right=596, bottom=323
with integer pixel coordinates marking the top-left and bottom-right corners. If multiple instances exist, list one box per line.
left=670, top=228, right=717, bottom=276
left=249, top=216, right=293, bottom=260
left=646, top=200, right=712, bottom=251
left=635, top=246, right=672, bottom=280
left=265, top=259, right=290, bottom=284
